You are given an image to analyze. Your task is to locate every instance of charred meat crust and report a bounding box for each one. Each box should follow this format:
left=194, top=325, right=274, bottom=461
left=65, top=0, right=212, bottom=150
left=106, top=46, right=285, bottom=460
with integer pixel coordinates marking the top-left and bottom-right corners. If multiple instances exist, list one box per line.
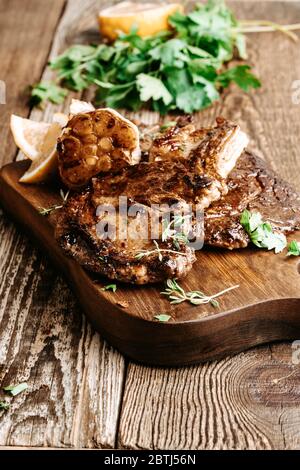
left=56, top=216, right=196, bottom=285
left=205, top=151, right=300, bottom=249
left=55, top=118, right=249, bottom=283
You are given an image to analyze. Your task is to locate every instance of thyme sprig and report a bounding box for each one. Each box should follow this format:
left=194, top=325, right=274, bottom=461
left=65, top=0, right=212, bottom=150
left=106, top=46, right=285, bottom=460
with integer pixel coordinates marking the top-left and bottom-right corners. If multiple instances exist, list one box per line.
left=39, top=189, right=70, bottom=216
left=162, top=215, right=191, bottom=249
left=161, top=279, right=239, bottom=308
left=135, top=240, right=187, bottom=262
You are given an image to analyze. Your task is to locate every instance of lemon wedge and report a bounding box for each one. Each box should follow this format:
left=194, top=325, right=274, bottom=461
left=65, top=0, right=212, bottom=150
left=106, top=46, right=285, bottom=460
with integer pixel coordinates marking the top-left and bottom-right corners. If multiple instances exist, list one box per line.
left=98, top=1, right=183, bottom=41
left=10, top=115, right=63, bottom=183
left=10, top=115, right=59, bottom=162
left=18, top=121, right=62, bottom=183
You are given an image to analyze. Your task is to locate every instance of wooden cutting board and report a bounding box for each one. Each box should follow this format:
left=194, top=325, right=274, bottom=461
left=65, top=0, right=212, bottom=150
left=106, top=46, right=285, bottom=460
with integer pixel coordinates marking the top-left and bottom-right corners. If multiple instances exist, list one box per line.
left=1, top=160, right=300, bottom=366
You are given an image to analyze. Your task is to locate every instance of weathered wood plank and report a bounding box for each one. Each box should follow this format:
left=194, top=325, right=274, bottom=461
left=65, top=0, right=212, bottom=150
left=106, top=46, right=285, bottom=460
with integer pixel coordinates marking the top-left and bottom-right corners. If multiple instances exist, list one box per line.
left=0, top=0, right=66, bottom=166
left=119, top=344, right=300, bottom=450
left=0, top=214, right=124, bottom=447
left=2, top=0, right=300, bottom=450
left=118, top=0, right=300, bottom=450
left=0, top=0, right=125, bottom=448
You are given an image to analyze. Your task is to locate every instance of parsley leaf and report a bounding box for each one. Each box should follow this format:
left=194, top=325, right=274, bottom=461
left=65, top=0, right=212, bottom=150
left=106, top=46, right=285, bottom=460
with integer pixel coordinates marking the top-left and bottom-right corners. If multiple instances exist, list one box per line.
left=31, top=1, right=260, bottom=113
left=4, top=382, right=28, bottom=397
left=240, top=210, right=287, bottom=253
left=102, top=284, right=117, bottom=292
left=287, top=240, right=300, bottom=256
left=218, top=65, right=261, bottom=91
left=30, top=82, right=67, bottom=106
left=0, top=401, right=9, bottom=411
left=136, top=74, right=173, bottom=105
left=154, top=314, right=171, bottom=322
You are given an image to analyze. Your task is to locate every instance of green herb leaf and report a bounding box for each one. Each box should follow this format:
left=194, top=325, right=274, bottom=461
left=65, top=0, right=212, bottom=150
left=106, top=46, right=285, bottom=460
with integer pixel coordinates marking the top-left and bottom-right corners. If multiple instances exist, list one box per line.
left=30, top=82, right=67, bottom=106
left=235, top=33, right=247, bottom=59
left=0, top=401, right=9, bottom=411
left=240, top=210, right=287, bottom=253
left=218, top=65, right=261, bottom=91
left=30, top=1, right=260, bottom=113
left=154, top=314, right=171, bottom=322
left=4, top=382, right=28, bottom=397
left=38, top=189, right=69, bottom=216
left=102, top=284, right=117, bottom=292
left=160, top=121, right=177, bottom=131
left=136, top=74, right=173, bottom=105
left=161, top=279, right=239, bottom=307
left=287, top=240, right=300, bottom=256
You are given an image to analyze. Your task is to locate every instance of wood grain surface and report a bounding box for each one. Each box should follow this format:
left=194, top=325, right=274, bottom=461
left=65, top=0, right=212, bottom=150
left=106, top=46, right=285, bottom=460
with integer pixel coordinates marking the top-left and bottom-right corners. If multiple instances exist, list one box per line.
left=0, top=0, right=126, bottom=449
left=0, top=0, right=300, bottom=449
left=0, top=0, right=66, bottom=166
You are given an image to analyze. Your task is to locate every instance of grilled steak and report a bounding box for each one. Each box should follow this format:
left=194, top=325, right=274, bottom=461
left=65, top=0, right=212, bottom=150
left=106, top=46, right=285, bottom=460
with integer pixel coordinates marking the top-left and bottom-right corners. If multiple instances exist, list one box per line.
left=149, top=117, right=248, bottom=177
left=205, top=151, right=300, bottom=249
left=56, top=118, right=247, bottom=284
left=56, top=196, right=196, bottom=285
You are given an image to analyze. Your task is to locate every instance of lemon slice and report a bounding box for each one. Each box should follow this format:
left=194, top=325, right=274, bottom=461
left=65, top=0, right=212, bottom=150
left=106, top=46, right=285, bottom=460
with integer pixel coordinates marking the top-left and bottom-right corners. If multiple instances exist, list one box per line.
left=19, top=148, right=58, bottom=183
left=98, top=1, right=183, bottom=41
left=10, top=115, right=58, bottom=161
left=15, top=121, right=62, bottom=183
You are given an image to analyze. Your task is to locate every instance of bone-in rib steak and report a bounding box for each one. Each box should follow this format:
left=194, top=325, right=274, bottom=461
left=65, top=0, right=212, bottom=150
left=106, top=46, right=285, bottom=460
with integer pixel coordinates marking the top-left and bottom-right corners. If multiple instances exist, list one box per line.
left=56, top=118, right=247, bottom=284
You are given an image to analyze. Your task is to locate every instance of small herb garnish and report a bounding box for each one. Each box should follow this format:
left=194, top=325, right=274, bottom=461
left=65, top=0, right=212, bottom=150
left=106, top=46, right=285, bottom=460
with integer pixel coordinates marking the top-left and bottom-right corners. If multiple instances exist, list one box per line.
left=160, top=121, right=177, bottom=132
left=3, top=382, right=28, bottom=397
left=161, top=279, right=239, bottom=308
left=0, top=401, right=10, bottom=411
left=240, top=209, right=287, bottom=253
left=102, top=284, right=117, bottom=292
left=39, top=189, right=70, bottom=216
left=287, top=240, right=300, bottom=256
left=30, top=81, right=67, bottom=107
left=135, top=240, right=186, bottom=261
left=162, top=215, right=190, bottom=249
left=154, top=314, right=171, bottom=322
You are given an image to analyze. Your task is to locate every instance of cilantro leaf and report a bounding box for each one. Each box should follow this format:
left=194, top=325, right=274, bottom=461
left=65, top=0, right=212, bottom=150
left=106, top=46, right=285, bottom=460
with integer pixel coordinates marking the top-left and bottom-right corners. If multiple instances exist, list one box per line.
left=154, top=314, right=171, bottom=323
left=240, top=210, right=287, bottom=254
left=136, top=74, right=173, bottom=105
left=0, top=401, right=9, bottom=411
left=30, top=1, right=260, bottom=113
left=235, top=33, right=247, bottom=60
left=218, top=65, right=261, bottom=91
left=101, top=284, right=117, bottom=292
left=149, top=39, right=188, bottom=67
left=176, top=85, right=207, bottom=113
left=30, top=82, right=67, bottom=106
left=3, top=382, right=28, bottom=397
left=287, top=240, right=300, bottom=256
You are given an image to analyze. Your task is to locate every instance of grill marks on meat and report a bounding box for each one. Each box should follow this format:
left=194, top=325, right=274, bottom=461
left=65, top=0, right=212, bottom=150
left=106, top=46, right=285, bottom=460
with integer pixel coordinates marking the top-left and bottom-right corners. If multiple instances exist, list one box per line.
left=56, top=188, right=196, bottom=284
left=148, top=117, right=248, bottom=210
left=149, top=116, right=248, bottom=177
left=56, top=117, right=248, bottom=284
left=55, top=116, right=300, bottom=284
left=205, top=151, right=300, bottom=249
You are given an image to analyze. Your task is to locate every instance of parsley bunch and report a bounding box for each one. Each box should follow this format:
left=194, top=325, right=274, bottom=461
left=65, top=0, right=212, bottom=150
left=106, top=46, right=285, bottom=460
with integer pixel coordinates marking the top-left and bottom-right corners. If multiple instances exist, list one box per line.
left=31, top=0, right=260, bottom=113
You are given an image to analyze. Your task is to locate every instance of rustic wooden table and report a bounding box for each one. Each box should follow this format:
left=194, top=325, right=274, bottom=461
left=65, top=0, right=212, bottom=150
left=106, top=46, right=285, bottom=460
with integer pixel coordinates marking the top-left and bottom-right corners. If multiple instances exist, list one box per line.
left=1, top=0, right=300, bottom=450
